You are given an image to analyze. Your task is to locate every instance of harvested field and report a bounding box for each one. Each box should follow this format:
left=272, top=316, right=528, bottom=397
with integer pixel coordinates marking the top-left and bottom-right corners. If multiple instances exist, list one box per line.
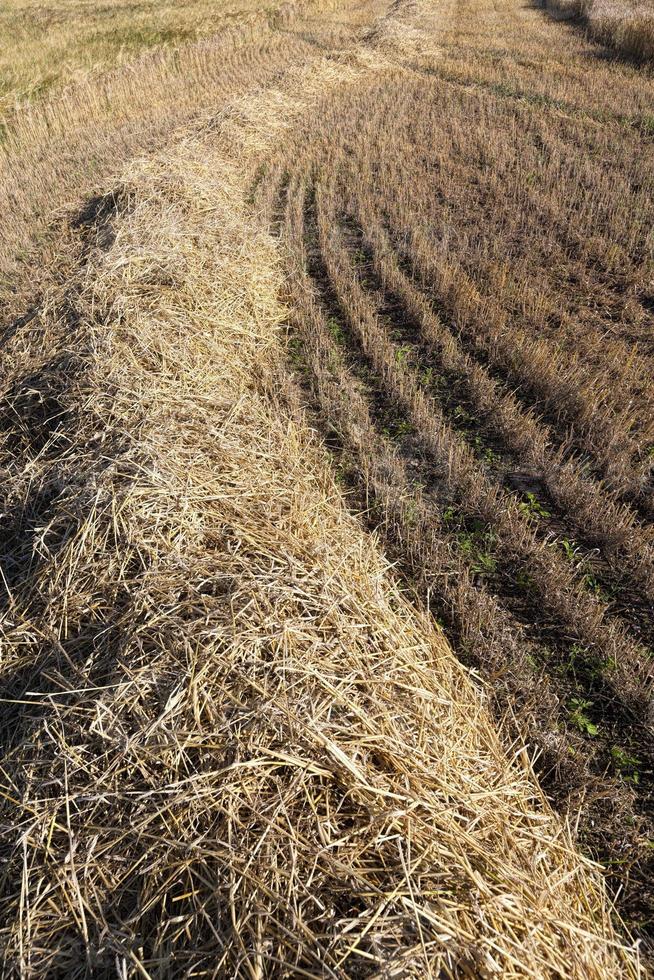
left=0, top=0, right=652, bottom=975
left=259, top=0, right=654, bottom=949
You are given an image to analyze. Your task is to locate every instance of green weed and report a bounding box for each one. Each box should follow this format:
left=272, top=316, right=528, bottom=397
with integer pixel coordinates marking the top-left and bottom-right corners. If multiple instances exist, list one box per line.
left=611, top=746, right=641, bottom=785
left=519, top=491, right=551, bottom=520
left=327, top=316, right=345, bottom=345
left=456, top=526, right=498, bottom=577
left=559, top=537, right=579, bottom=563
left=395, top=344, right=413, bottom=366
left=568, top=698, right=599, bottom=737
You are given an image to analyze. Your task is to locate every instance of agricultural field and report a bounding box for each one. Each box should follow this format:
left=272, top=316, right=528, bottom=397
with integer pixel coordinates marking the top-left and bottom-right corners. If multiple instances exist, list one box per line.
left=262, top=0, right=654, bottom=939
left=0, top=0, right=653, bottom=976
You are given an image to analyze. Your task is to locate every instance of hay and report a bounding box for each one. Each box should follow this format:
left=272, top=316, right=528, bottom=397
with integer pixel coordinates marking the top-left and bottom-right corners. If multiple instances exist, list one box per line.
left=0, top=5, right=642, bottom=977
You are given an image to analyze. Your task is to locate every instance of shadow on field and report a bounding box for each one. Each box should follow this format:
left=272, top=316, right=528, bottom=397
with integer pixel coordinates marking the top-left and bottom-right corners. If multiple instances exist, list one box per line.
left=0, top=190, right=131, bottom=757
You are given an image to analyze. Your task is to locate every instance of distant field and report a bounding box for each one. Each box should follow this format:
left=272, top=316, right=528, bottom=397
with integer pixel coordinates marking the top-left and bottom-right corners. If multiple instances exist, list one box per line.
left=0, top=0, right=288, bottom=124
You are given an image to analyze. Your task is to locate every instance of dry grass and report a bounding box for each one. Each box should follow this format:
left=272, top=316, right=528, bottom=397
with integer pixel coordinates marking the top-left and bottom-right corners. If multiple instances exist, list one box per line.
left=0, top=0, right=649, bottom=975
left=0, top=52, right=637, bottom=977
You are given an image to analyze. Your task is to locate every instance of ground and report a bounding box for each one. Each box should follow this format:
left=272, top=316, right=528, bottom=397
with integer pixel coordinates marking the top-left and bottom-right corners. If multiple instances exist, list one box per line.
left=0, top=1, right=652, bottom=976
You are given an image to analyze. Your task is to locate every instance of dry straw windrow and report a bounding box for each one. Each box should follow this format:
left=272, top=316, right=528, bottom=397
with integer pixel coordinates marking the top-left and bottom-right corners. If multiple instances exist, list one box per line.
left=542, top=0, right=654, bottom=59
left=0, top=14, right=642, bottom=976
